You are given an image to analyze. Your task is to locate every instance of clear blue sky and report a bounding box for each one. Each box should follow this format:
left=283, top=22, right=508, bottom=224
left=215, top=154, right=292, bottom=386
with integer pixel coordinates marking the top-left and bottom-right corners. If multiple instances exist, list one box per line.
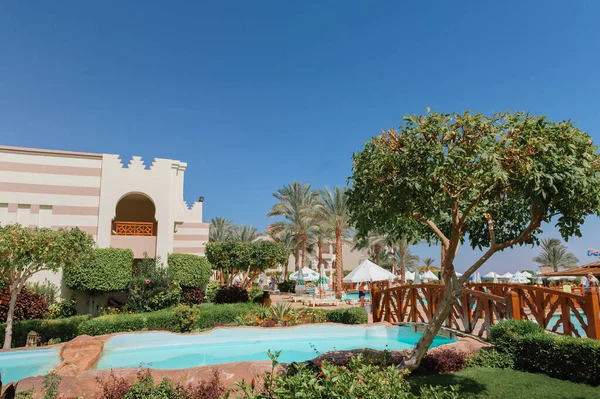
left=1, top=1, right=599, bottom=273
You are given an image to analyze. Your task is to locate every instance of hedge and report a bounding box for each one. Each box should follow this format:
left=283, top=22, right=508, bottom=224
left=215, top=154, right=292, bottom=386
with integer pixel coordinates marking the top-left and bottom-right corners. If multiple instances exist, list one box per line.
left=167, top=253, right=211, bottom=288
left=192, top=303, right=263, bottom=330
left=490, top=320, right=600, bottom=386
left=63, top=248, right=134, bottom=293
left=325, top=307, right=368, bottom=324
left=0, top=316, right=90, bottom=348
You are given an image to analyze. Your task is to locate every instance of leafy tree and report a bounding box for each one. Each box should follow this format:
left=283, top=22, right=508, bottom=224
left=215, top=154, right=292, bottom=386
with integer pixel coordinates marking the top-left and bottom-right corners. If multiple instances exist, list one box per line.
left=167, top=253, right=212, bottom=288
left=532, top=238, right=579, bottom=272
left=233, top=225, right=260, bottom=242
left=318, top=186, right=352, bottom=295
left=268, top=182, right=320, bottom=271
left=209, top=217, right=235, bottom=242
left=63, top=248, right=134, bottom=293
left=0, top=225, right=95, bottom=348
left=347, top=110, right=600, bottom=369
left=205, top=241, right=288, bottom=288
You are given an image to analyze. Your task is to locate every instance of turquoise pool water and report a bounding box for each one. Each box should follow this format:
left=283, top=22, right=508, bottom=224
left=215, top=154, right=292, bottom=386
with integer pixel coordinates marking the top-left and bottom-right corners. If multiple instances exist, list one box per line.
left=547, top=314, right=587, bottom=337
left=0, top=348, right=61, bottom=384
left=304, top=290, right=370, bottom=301
left=97, top=325, right=455, bottom=370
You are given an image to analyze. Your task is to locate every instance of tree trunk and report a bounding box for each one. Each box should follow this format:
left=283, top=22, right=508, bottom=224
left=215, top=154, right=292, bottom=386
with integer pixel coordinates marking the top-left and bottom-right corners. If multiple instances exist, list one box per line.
left=294, top=243, right=301, bottom=274
left=335, top=231, right=343, bottom=297
left=403, top=249, right=461, bottom=370
left=392, top=247, right=398, bottom=276
left=399, top=245, right=407, bottom=283
left=3, top=284, right=20, bottom=349
left=301, top=233, right=308, bottom=268
left=317, top=241, right=323, bottom=269
left=283, top=260, right=289, bottom=281
left=374, top=244, right=381, bottom=265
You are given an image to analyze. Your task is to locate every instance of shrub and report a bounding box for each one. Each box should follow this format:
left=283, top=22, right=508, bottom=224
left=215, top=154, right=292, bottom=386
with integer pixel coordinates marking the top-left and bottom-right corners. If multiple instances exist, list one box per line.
left=193, top=303, right=262, bottom=330
left=126, top=255, right=181, bottom=312
left=214, top=286, right=249, bottom=304
left=205, top=280, right=220, bottom=303
left=413, top=349, right=467, bottom=376
left=64, top=248, right=133, bottom=293
left=26, top=280, right=59, bottom=304
left=144, top=309, right=178, bottom=331
left=167, top=253, right=211, bottom=289
left=0, top=316, right=89, bottom=347
left=0, top=289, right=48, bottom=322
left=78, top=314, right=147, bottom=336
left=182, top=287, right=205, bottom=305
left=466, top=348, right=514, bottom=369
left=277, top=280, right=295, bottom=293
left=173, top=304, right=195, bottom=333
left=326, top=307, right=368, bottom=324
left=48, top=296, right=78, bottom=319
left=490, top=319, right=600, bottom=386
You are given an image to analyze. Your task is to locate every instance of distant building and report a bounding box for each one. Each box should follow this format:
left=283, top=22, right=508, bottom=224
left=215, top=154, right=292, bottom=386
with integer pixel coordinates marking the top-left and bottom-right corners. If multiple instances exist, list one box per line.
left=0, top=145, right=209, bottom=291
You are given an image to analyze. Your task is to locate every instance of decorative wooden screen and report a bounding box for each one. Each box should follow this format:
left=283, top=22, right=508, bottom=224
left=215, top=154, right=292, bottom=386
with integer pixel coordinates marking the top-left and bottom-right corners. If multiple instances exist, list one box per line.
left=113, top=221, right=154, bottom=236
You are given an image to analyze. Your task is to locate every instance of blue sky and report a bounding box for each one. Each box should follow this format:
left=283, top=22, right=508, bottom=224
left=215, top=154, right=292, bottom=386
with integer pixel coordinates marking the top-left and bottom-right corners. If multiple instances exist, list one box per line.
left=1, top=1, right=599, bottom=273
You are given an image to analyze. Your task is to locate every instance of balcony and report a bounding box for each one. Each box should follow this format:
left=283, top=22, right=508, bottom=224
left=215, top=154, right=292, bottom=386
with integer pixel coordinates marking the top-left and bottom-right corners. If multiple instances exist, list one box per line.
left=110, top=221, right=157, bottom=258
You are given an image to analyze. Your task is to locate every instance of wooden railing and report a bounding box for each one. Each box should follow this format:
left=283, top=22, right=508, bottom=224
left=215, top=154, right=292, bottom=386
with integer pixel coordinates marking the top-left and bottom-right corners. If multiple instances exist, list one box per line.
left=371, top=283, right=600, bottom=339
left=112, top=221, right=155, bottom=236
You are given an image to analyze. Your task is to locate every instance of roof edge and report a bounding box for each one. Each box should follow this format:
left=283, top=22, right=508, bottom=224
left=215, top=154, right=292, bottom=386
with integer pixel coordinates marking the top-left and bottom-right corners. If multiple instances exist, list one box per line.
left=0, top=145, right=104, bottom=159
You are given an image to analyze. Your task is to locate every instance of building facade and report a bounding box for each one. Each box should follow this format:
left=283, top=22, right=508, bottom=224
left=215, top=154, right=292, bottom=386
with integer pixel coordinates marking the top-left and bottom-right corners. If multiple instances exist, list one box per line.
left=0, top=145, right=209, bottom=290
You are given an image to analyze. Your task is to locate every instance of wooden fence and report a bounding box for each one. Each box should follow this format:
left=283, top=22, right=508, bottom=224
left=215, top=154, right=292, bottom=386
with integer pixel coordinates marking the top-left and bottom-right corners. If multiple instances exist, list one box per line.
left=371, top=283, right=600, bottom=339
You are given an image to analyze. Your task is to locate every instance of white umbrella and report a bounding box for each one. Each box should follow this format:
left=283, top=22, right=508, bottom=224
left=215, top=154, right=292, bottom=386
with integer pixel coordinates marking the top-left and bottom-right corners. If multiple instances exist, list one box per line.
left=484, top=271, right=500, bottom=279
left=343, top=259, right=396, bottom=283
left=581, top=276, right=587, bottom=285
left=421, top=270, right=439, bottom=281
left=405, top=271, right=416, bottom=281
left=500, top=272, right=513, bottom=279
left=413, top=271, right=422, bottom=284
left=536, top=277, right=543, bottom=285
left=509, top=272, right=530, bottom=284
left=290, top=267, right=320, bottom=282
left=455, top=271, right=463, bottom=277
left=493, top=275, right=499, bottom=283
left=317, top=264, right=329, bottom=291
left=520, top=271, right=533, bottom=278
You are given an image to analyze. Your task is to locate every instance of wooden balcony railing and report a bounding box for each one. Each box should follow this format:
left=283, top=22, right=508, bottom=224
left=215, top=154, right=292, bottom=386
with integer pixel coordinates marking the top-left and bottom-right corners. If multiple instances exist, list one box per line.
left=112, top=221, right=155, bottom=236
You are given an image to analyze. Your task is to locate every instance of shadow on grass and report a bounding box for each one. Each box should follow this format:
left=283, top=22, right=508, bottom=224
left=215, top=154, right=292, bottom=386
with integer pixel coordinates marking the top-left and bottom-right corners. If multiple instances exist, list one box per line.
left=409, top=374, right=486, bottom=398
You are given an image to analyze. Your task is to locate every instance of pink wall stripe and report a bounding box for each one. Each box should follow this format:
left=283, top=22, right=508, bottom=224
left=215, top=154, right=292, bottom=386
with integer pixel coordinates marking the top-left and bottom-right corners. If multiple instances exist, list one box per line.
left=7, top=203, right=17, bottom=213
left=51, top=225, right=98, bottom=235
left=30, top=204, right=40, bottom=214
left=173, top=247, right=205, bottom=254
left=0, top=145, right=102, bottom=159
left=0, top=161, right=102, bottom=177
left=0, top=182, right=100, bottom=196
left=173, top=234, right=209, bottom=241
left=180, top=222, right=209, bottom=228
left=52, top=205, right=99, bottom=216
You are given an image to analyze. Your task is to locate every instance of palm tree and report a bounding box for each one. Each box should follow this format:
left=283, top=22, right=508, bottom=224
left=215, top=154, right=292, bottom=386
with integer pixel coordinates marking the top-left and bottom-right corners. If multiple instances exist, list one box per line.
left=209, top=217, right=235, bottom=242
left=418, top=257, right=440, bottom=273
left=533, top=238, right=579, bottom=272
left=268, top=182, right=320, bottom=273
left=396, top=235, right=421, bottom=282
left=353, top=233, right=388, bottom=265
left=313, top=220, right=335, bottom=271
left=233, top=225, right=259, bottom=242
left=317, top=187, right=353, bottom=295
left=267, top=227, right=296, bottom=280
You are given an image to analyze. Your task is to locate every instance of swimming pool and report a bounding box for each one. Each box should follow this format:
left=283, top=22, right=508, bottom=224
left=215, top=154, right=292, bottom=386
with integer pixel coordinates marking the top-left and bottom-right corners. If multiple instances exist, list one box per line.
left=96, top=324, right=455, bottom=370
left=304, top=290, right=370, bottom=301
left=0, top=348, right=61, bottom=384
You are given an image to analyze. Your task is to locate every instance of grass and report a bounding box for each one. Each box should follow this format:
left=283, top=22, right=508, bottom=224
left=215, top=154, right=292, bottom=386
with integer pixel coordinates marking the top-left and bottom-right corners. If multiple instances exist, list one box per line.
left=409, top=368, right=600, bottom=399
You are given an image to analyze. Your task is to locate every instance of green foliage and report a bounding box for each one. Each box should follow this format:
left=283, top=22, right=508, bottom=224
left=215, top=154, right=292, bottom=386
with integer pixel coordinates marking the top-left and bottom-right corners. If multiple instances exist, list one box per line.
left=235, top=353, right=459, bottom=398
left=0, top=316, right=89, bottom=347
left=42, top=373, right=61, bottom=399
left=64, top=248, right=133, bottom=293
left=78, top=313, right=147, bottom=336
left=276, top=280, right=295, bottom=293
left=126, top=255, right=181, bottom=313
left=465, top=348, right=514, bottom=369
left=167, top=253, right=211, bottom=288
left=26, top=280, right=59, bottom=304
left=214, top=286, right=249, bottom=304
left=192, top=303, right=263, bottom=330
left=48, top=296, right=78, bottom=319
left=205, top=280, right=221, bottom=303
left=532, top=238, right=579, bottom=272
left=348, top=111, right=600, bottom=250
left=173, top=304, right=195, bottom=333
left=490, top=320, right=600, bottom=386
left=326, top=307, right=368, bottom=324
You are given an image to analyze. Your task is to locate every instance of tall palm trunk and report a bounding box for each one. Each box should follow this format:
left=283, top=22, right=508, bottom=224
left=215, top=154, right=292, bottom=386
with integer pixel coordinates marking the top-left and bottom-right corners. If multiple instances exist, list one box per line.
left=317, top=241, right=323, bottom=269
left=294, top=242, right=301, bottom=274
left=399, top=245, right=407, bottom=283
left=301, top=232, right=308, bottom=268
left=283, top=260, right=290, bottom=281
left=335, top=230, right=343, bottom=296
left=374, top=244, right=381, bottom=265
left=392, top=247, right=398, bottom=276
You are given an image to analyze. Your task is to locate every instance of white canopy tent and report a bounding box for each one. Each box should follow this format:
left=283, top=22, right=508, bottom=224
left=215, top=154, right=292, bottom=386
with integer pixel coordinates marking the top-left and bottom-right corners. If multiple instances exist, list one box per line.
left=413, top=271, right=422, bottom=284
left=483, top=271, right=500, bottom=279
left=520, top=271, right=533, bottom=278
left=404, top=271, right=416, bottom=281
left=343, top=259, right=396, bottom=283
left=509, top=272, right=531, bottom=284
left=500, top=272, right=514, bottom=279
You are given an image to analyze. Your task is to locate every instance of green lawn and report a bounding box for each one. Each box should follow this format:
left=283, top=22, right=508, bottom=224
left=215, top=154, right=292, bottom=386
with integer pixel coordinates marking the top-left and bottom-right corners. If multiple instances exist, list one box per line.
left=409, top=368, right=599, bottom=399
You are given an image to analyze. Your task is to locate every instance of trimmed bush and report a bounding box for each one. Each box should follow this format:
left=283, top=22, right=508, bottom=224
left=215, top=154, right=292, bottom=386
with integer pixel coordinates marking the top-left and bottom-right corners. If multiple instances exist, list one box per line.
left=64, top=248, right=134, bottom=293
left=413, top=349, right=467, bottom=376
left=214, top=286, right=249, bottom=304
left=193, top=303, right=262, bottom=330
left=0, top=288, right=48, bottom=322
left=326, top=307, right=368, bottom=324
left=78, top=313, right=147, bottom=336
left=0, top=316, right=89, bottom=347
left=490, top=319, right=600, bottom=386
left=167, top=253, right=211, bottom=288
left=182, top=287, right=205, bottom=305
left=277, top=280, right=295, bottom=293
left=466, top=348, right=514, bottom=369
